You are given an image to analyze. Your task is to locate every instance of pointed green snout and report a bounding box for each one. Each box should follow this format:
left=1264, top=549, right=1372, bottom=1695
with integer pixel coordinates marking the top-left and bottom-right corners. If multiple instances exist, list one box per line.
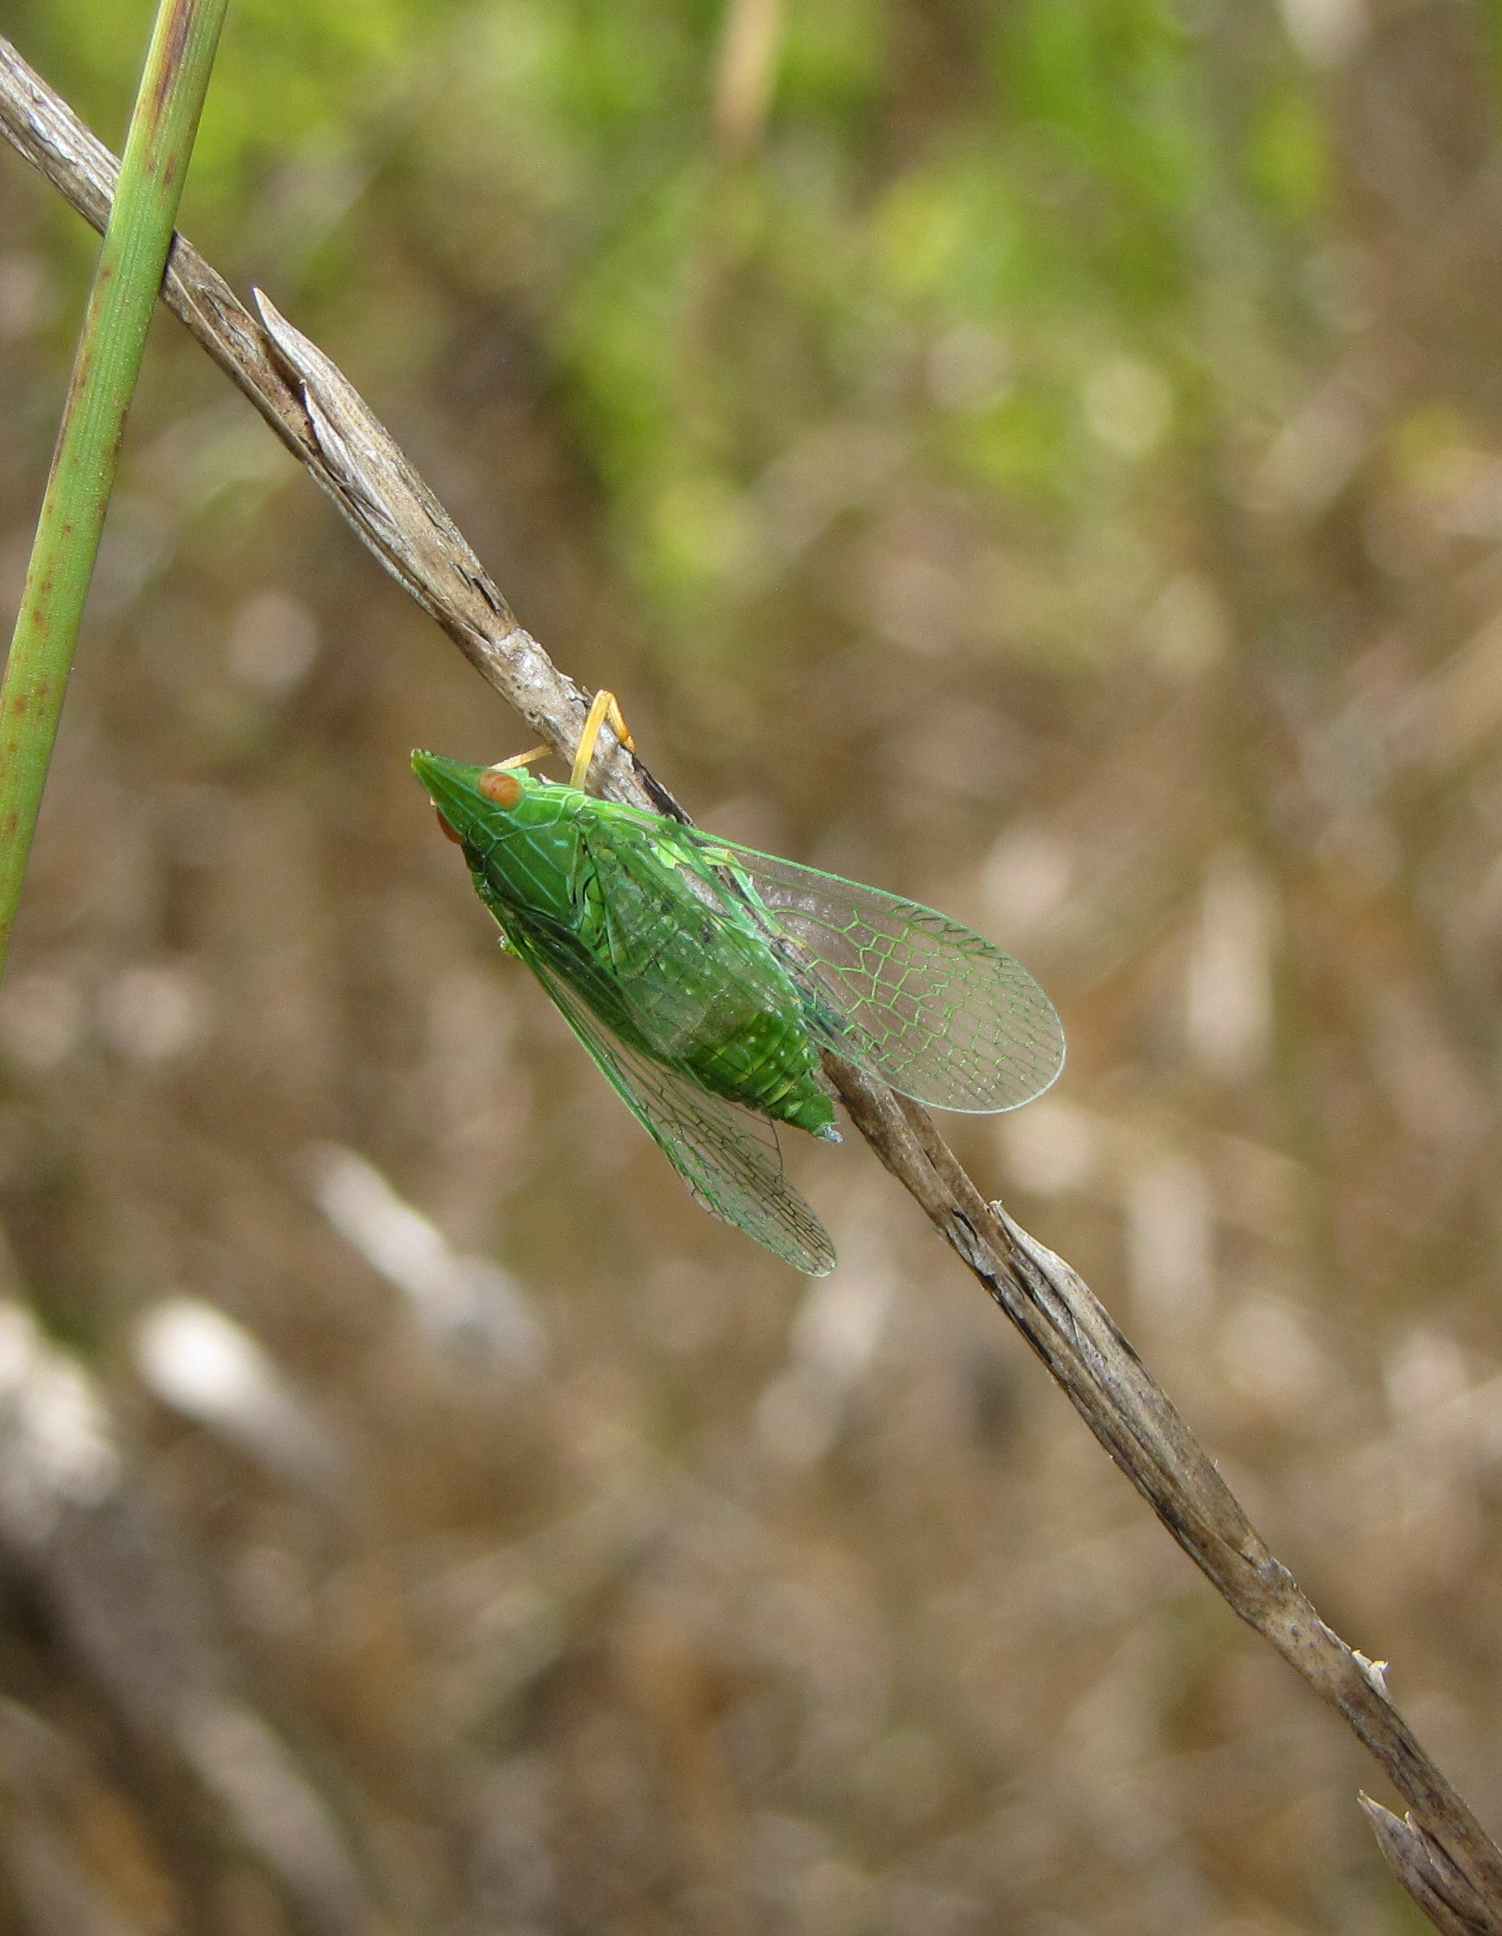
left=411, top=749, right=492, bottom=844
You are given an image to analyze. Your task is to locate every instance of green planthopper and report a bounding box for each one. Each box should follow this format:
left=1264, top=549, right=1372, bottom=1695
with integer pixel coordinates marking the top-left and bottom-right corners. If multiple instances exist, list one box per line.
left=412, top=692, right=1064, bottom=1274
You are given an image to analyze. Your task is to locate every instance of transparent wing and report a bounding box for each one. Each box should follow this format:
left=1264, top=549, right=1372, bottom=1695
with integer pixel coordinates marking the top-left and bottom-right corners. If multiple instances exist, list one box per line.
left=515, top=931, right=836, bottom=1276
left=681, top=836, right=1066, bottom=1114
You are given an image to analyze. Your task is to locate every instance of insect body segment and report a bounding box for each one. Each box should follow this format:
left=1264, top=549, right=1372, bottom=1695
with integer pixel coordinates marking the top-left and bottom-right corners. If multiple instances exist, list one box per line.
left=589, top=835, right=838, bottom=1139
left=413, top=725, right=1064, bottom=1274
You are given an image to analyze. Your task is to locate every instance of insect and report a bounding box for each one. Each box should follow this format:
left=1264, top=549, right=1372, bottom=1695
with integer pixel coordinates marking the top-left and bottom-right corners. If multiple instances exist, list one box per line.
left=413, top=692, right=1064, bottom=1274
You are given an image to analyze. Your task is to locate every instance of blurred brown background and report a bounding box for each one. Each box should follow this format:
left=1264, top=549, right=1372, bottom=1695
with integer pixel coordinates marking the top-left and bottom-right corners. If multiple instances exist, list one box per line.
left=3, top=1, right=1502, bottom=1930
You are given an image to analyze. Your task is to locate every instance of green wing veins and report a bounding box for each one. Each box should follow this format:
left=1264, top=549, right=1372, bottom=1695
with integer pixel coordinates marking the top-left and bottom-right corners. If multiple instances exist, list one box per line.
left=676, top=833, right=1066, bottom=1114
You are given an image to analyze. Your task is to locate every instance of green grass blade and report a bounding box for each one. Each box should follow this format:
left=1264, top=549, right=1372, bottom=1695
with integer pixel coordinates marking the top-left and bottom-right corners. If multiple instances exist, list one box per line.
left=0, top=0, right=229, bottom=983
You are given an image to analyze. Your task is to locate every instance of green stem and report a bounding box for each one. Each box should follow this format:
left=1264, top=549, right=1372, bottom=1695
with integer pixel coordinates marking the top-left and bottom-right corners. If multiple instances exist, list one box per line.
left=0, top=0, right=228, bottom=982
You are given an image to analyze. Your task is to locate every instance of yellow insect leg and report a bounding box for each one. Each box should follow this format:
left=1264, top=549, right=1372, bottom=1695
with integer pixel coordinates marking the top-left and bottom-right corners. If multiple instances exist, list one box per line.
left=491, top=744, right=550, bottom=773
left=480, top=690, right=635, bottom=788
left=569, top=689, right=635, bottom=792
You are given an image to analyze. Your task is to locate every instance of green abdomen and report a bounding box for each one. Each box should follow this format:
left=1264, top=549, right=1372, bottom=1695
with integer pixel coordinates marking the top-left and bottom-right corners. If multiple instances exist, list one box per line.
left=679, top=995, right=834, bottom=1136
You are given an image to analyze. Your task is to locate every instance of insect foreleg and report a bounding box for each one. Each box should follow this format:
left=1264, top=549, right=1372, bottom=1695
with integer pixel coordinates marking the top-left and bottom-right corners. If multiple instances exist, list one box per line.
left=570, top=689, right=636, bottom=791
left=491, top=744, right=550, bottom=773
left=482, top=688, right=635, bottom=785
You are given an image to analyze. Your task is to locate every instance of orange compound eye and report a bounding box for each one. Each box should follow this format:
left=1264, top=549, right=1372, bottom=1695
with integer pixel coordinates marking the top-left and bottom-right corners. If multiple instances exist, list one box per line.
left=479, top=768, right=523, bottom=809
left=434, top=809, right=463, bottom=845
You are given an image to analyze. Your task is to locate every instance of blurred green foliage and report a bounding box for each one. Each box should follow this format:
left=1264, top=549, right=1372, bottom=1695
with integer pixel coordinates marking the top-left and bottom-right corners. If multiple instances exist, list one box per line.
left=23, top=0, right=1337, bottom=640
